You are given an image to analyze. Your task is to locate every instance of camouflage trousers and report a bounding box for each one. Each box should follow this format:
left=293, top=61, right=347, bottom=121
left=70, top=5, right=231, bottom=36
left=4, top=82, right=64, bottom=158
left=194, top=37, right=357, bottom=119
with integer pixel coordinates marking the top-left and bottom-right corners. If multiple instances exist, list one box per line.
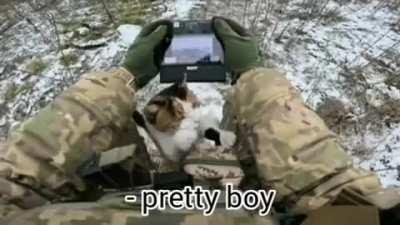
left=0, top=67, right=399, bottom=221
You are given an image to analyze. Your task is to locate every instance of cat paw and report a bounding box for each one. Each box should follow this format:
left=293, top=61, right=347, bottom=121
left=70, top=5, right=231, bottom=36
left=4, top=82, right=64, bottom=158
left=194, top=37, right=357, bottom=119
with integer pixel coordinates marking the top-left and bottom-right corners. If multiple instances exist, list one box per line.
left=220, top=131, right=237, bottom=147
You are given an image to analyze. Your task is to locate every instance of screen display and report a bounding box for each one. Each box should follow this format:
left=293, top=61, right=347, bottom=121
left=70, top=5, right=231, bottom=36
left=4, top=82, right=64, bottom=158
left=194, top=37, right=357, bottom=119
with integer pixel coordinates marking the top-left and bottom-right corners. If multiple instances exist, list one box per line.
left=162, top=34, right=224, bottom=65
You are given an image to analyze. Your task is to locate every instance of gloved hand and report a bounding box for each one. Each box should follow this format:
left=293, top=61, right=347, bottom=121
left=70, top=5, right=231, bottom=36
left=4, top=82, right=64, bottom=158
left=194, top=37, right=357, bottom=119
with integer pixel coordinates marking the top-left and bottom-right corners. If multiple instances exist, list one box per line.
left=212, top=17, right=263, bottom=82
left=123, top=20, right=172, bottom=89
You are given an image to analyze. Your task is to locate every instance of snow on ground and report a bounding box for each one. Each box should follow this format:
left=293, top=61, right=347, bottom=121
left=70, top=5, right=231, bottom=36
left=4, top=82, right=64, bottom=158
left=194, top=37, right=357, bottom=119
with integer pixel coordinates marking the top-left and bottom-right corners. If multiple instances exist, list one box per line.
left=175, top=0, right=197, bottom=18
left=117, top=24, right=142, bottom=47
left=1, top=0, right=400, bottom=186
left=264, top=2, right=400, bottom=187
left=193, top=0, right=400, bottom=187
left=269, top=2, right=400, bottom=108
left=353, top=126, right=400, bottom=187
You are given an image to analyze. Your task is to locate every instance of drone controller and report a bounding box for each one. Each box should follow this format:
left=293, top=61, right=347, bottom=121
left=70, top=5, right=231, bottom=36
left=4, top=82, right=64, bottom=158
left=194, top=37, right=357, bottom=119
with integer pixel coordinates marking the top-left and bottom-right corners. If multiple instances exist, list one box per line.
left=160, top=20, right=227, bottom=83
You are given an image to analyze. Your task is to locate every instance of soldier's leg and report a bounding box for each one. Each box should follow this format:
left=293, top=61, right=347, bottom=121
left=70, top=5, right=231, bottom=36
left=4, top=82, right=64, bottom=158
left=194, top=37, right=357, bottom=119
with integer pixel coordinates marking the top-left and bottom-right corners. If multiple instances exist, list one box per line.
left=0, top=68, right=143, bottom=214
left=226, top=67, right=399, bottom=214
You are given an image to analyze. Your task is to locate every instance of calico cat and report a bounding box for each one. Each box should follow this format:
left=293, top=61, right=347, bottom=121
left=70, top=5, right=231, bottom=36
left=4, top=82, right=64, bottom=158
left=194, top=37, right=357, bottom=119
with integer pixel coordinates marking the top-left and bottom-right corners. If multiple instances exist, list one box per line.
left=133, top=81, right=236, bottom=162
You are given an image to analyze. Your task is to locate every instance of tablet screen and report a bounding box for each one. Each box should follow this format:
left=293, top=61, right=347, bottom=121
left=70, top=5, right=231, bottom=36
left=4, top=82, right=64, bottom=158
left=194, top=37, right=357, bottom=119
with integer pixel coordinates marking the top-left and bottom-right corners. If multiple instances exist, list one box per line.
left=162, top=34, right=224, bottom=65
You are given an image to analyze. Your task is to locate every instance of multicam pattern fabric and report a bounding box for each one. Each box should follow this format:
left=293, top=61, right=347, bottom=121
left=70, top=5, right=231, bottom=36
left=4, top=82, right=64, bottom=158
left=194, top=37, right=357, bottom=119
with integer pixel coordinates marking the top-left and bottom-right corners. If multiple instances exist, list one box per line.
left=0, top=67, right=399, bottom=223
left=0, top=200, right=278, bottom=225
left=0, top=68, right=138, bottom=216
left=226, top=68, right=386, bottom=213
left=183, top=140, right=244, bottom=187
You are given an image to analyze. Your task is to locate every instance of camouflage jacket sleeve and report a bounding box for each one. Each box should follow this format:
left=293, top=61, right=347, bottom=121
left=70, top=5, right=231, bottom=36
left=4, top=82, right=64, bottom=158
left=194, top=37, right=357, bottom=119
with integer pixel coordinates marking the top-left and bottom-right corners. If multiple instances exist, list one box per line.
left=226, top=68, right=383, bottom=214
left=0, top=68, right=137, bottom=217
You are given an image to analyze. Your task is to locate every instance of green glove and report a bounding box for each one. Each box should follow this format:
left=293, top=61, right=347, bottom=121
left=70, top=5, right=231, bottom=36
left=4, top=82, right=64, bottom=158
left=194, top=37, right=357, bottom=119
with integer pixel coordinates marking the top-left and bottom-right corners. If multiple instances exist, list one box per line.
left=212, top=17, right=263, bottom=82
left=123, top=20, right=172, bottom=89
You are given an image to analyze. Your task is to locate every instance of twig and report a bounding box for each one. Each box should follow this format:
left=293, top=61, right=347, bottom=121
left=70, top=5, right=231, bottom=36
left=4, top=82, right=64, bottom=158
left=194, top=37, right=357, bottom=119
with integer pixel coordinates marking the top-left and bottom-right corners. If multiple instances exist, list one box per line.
left=0, top=22, right=15, bottom=35
left=47, top=12, right=74, bottom=83
left=350, top=29, right=392, bottom=65
left=361, top=40, right=400, bottom=69
left=10, top=4, right=53, bottom=46
left=274, top=21, right=291, bottom=43
left=249, top=0, right=263, bottom=33
left=243, top=0, right=250, bottom=26
left=100, top=0, right=116, bottom=26
left=371, top=167, right=398, bottom=172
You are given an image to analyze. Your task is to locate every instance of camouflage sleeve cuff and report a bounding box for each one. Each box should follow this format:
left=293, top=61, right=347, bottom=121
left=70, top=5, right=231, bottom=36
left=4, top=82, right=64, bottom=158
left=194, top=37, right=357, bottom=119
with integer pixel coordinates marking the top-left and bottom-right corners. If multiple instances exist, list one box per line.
left=0, top=177, right=48, bottom=211
left=113, top=67, right=137, bottom=90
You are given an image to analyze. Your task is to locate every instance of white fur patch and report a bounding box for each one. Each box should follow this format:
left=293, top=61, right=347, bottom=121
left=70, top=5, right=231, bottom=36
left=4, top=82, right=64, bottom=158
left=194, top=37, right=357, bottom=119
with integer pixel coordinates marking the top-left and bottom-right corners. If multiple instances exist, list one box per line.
left=219, top=130, right=237, bottom=147
left=147, top=99, right=234, bottom=162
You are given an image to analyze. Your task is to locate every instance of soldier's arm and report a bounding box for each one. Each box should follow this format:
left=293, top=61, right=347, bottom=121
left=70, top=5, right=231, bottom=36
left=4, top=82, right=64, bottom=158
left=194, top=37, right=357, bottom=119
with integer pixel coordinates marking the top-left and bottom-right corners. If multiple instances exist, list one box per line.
left=0, top=20, right=172, bottom=218
left=211, top=17, right=397, bottom=214
left=0, top=68, right=137, bottom=217
left=228, top=67, right=388, bottom=214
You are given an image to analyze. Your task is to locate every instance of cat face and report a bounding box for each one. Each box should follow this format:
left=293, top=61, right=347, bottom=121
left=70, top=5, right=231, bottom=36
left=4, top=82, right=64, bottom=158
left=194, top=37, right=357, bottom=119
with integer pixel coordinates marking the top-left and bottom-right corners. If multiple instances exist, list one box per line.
left=144, top=82, right=200, bottom=132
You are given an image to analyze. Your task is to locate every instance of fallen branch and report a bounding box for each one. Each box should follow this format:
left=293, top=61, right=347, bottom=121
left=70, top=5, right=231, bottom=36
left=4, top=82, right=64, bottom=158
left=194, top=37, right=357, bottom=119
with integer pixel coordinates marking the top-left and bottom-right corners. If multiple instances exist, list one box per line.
left=0, top=21, right=16, bottom=35
left=70, top=42, right=107, bottom=50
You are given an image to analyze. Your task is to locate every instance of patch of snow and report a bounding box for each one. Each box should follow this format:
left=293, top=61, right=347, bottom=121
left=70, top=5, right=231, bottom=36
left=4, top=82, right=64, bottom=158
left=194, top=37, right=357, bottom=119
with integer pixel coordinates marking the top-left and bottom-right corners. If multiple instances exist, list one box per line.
left=175, top=0, right=196, bottom=19
left=72, top=37, right=108, bottom=48
left=0, top=118, right=6, bottom=127
left=117, top=24, right=142, bottom=47
left=0, top=81, right=10, bottom=105
left=264, top=1, right=400, bottom=109
left=349, top=125, right=400, bottom=187
left=77, top=27, right=90, bottom=36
